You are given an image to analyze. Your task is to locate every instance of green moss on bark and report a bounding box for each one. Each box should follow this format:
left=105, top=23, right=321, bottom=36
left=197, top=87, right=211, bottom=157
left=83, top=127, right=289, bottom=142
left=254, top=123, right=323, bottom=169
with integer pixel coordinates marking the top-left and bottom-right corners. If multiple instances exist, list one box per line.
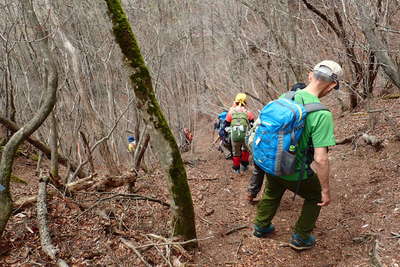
left=105, top=0, right=197, bottom=242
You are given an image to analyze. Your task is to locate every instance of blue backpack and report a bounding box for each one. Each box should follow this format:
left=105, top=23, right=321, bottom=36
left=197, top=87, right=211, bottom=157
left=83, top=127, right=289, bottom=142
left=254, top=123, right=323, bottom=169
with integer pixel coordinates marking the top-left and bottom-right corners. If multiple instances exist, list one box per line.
left=252, top=91, right=328, bottom=176
left=216, top=111, right=228, bottom=137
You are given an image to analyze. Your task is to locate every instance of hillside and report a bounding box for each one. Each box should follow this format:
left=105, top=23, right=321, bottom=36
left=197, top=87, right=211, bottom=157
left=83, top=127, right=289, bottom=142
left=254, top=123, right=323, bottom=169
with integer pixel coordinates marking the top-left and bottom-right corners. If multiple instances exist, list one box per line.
left=0, top=96, right=399, bottom=266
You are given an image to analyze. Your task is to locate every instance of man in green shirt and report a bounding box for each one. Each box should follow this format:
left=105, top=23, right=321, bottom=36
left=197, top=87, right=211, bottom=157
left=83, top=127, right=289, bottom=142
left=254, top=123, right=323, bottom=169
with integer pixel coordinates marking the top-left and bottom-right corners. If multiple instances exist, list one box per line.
left=252, top=60, right=343, bottom=251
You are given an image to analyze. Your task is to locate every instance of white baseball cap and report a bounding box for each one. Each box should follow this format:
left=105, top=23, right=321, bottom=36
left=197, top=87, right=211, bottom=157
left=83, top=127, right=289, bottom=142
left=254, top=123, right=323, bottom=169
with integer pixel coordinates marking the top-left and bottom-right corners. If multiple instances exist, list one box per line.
left=313, top=60, right=343, bottom=90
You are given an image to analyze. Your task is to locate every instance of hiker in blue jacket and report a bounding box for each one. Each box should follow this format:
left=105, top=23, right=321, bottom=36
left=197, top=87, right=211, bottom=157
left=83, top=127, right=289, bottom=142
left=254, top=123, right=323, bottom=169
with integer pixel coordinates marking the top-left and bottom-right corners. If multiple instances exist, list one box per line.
left=214, top=110, right=232, bottom=159
left=252, top=60, right=343, bottom=251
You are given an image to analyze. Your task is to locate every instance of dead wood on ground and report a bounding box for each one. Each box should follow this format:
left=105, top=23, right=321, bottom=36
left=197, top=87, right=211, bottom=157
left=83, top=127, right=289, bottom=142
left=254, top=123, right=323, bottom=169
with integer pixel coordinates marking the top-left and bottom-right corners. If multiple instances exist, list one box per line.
left=14, top=173, right=137, bottom=212
left=37, top=174, right=69, bottom=266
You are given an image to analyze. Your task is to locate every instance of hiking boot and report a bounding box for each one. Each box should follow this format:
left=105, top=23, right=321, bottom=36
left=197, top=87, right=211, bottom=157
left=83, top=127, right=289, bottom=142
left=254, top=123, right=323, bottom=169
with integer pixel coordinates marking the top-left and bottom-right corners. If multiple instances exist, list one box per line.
left=232, top=157, right=241, bottom=174
left=289, top=233, right=316, bottom=251
left=240, top=164, right=249, bottom=172
left=253, top=224, right=275, bottom=238
left=232, top=166, right=240, bottom=174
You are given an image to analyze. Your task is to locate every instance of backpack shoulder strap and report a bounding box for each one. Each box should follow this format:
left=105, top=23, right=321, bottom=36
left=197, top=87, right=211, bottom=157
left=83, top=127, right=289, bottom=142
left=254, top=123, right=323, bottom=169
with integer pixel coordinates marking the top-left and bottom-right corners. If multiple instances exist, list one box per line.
left=284, top=91, right=296, bottom=100
left=284, top=91, right=330, bottom=113
left=303, top=103, right=329, bottom=113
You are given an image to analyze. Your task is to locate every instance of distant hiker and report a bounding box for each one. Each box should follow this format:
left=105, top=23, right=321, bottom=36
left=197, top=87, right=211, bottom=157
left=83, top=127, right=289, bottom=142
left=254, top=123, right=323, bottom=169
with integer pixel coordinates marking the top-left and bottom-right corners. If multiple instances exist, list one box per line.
left=214, top=110, right=232, bottom=159
left=127, top=136, right=136, bottom=153
left=247, top=82, right=307, bottom=202
left=183, top=128, right=193, bottom=143
left=225, top=93, right=255, bottom=173
left=180, top=127, right=193, bottom=152
left=252, top=60, right=343, bottom=251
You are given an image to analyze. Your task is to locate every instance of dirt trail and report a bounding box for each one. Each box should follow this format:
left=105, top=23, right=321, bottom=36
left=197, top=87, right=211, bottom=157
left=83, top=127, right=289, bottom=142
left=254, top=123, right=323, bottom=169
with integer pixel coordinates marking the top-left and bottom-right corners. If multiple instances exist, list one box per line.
left=1, top=98, right=399, bottom=266
left=187, top=105, right=400, bottom=266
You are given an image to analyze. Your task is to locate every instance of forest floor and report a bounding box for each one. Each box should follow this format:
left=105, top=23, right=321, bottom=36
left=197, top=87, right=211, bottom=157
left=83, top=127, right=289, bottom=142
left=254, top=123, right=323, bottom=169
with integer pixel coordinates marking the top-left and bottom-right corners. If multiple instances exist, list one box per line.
left=1, top=96, right=400, bottom=267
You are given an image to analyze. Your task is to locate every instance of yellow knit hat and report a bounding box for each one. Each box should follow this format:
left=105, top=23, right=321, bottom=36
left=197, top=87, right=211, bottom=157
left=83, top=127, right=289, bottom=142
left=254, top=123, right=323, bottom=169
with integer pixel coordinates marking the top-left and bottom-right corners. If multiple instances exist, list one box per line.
left=234, top=93, right=247, bottom=106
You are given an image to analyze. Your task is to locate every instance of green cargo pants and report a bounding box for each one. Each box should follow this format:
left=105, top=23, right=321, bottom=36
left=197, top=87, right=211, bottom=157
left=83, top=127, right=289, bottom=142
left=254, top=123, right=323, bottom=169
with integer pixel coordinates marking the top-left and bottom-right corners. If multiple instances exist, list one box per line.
left=254, top=173, right=322, bottom=239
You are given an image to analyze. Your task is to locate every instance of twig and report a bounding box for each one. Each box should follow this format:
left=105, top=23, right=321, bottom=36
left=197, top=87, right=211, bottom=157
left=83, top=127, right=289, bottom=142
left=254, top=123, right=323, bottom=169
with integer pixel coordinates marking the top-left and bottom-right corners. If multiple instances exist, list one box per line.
left=75, top=193, right=170, bottom=219
left=188, top=177, right=218, bottom=181
left=134, top=236, right=214, bottom=249
left=224, top=225, right=249, bottom=236
left=77, top=192, right=170, bottom=207
left=146, top=233, right=191, bottom=260
left=143, top=235, right=172, bottom=267
left=198, top=215, right=213, bottom=225
left=121, top=238, right=152, bottom=267
left=203, top=178, right=218, bottom=181
left=370, top=238, right=383, bottom=267
left=336, top=135, right=355, bottom=145
left=388, top=232, right=400, bottom=239
left=235, top=238, right=243, bottom=259
left=75, top=194, right=120, bottom=219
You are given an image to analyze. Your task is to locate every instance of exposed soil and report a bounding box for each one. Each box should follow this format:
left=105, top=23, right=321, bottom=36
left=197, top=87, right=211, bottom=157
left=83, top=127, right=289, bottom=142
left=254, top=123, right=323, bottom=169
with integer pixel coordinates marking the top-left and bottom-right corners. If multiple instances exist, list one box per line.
left=1, top=96, right=399, bottom=266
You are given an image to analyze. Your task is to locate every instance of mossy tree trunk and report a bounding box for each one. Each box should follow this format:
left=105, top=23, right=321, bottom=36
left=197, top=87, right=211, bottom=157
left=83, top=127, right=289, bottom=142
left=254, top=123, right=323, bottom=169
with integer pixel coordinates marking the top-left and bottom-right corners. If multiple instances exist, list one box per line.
left=103, top=0, right=197, bottom=242
left=0, top=0, right=58, bottom=236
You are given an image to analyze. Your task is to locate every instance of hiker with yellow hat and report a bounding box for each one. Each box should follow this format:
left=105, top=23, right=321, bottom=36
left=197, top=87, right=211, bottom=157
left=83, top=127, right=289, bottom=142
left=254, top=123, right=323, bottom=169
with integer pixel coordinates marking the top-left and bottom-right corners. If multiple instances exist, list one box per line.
left=225, top=93, right=255, bottom=173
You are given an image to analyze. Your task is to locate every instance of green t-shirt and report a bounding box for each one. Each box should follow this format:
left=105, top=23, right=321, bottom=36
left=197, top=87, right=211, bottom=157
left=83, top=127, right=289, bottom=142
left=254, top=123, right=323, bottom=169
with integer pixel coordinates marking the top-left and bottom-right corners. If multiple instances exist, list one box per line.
left=280, top=90, right=336, bottom=181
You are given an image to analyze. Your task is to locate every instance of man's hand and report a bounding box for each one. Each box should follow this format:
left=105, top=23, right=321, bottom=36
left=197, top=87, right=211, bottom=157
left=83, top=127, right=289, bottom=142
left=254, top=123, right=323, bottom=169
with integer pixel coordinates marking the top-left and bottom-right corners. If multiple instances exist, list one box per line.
left=318, top=190, right=331, bottom=206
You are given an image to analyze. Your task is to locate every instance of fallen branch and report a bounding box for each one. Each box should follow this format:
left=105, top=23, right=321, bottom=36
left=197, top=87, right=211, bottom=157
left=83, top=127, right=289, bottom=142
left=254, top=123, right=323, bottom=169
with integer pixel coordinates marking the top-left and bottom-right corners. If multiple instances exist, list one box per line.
left=235, top=238, right=243, bottom=259
left=370, top=238, right=383, bottom=267
left=0, top=115, right=87, bottom=178
left=121, top=238, right=152, bottom=267
left=76, top=192, right=170, bottom=207
left=93, top=173, right=137, bottom=192
left=224, top=225, right=249, bottom=236
left=362, top=133, right=383, bottom=148
left=336, top=135, right=355, bottom=145
left=13, top=173, right=137, bottom=212
left=388, top=232, right=400, bottom=239
left=351, top=109, right=387, bottom=116
left=143, top=234, right=173, bottom=267
left=134, top=236, right=214, bottom=250
left=37, top=173, right=69, bottom=267
left=146, top=233, right=192, bottom=260
left=381, top=93, right=400, bottom=99
left=75, top=193, right=169, bottom=218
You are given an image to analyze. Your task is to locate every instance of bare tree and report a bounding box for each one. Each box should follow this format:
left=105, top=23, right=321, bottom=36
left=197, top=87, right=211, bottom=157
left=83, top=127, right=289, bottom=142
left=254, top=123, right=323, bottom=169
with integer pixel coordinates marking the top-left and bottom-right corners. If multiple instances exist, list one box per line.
left=354, top=1, right=400, bottom=90
left=103, top=0, right=197, bottom=242
left=0, top=0, right=58, bottom=236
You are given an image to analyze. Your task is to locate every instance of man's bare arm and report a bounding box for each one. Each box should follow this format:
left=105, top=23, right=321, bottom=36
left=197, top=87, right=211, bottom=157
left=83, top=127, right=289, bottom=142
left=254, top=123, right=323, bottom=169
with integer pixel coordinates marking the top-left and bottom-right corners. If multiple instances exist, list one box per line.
left=310, top=147, right=331, bottom=206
